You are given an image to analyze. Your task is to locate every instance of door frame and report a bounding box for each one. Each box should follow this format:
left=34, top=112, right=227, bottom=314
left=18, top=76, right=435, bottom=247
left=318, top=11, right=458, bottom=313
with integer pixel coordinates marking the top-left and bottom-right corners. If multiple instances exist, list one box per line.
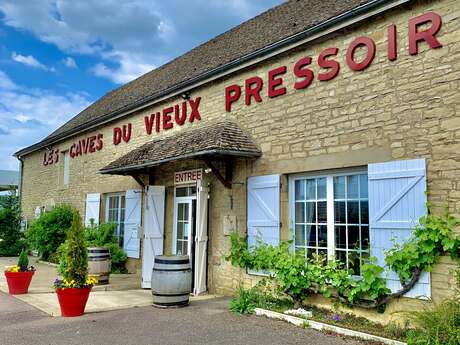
left=172, top=195, right=196, bottom=256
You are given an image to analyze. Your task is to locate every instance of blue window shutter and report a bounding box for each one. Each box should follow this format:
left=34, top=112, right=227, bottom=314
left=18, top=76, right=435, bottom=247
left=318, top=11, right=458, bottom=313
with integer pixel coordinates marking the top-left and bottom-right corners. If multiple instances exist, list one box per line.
left=124, top=189, right=142, bottom=259
left=247, top=174, right=280, bottom=248
left=84, top=193, right=100, bottom=226
left=368, top=159, right=430, bottom=298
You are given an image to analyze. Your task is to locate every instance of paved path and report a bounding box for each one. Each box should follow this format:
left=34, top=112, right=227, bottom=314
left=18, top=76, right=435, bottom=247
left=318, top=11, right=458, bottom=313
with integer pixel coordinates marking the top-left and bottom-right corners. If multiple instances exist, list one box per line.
left=0, top=256, right=140, bottom=294
left=1, top=256, right=218, bottom=316
left=0, top=293, right=371, bottom=345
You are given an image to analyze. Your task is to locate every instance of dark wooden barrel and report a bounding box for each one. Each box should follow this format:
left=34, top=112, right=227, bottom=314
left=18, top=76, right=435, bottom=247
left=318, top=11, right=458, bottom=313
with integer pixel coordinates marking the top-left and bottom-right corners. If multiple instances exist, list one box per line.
left=151, top=255, right=191, bottom=308
left=87, top=247, right=111, bottom=285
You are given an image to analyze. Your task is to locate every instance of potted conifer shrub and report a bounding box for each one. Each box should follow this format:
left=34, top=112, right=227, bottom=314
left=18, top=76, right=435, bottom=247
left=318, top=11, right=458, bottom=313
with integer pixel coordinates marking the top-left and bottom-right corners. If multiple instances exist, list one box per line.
left=4, top=249, right=35, bottom=294
left=54, top=211, right=97, bottom=317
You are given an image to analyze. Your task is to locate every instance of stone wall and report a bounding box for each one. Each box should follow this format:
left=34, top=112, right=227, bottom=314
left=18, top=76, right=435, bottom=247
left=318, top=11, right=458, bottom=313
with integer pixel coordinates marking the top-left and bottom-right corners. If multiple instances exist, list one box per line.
left=20, top=0, right=460, bottom=323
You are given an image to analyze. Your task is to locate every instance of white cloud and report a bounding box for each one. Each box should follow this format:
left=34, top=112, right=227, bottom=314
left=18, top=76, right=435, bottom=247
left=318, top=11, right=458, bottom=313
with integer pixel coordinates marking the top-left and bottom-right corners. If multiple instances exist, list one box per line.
left=0, top=70, right=17, bottom=89
left=92, top=52, right=155, bottom=84
left=11, top=52, right=55, bottom=71
left=63, top=56, right=77, bottom=68
left=0, top=0, right=283, bottom=84
left=0, top=69, right=90, bottom=170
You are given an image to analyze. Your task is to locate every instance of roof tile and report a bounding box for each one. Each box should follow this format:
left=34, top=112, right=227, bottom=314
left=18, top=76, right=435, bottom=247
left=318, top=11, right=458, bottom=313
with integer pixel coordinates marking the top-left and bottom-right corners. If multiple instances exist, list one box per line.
left=100, top=120, right=261, bottom=173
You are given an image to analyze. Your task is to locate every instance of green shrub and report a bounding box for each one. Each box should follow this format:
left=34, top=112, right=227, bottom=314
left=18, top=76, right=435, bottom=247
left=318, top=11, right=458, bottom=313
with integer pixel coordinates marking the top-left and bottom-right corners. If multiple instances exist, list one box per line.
left=104, top=242, right=128, bottom=273
left=84, top=222, right=127, bottom=273
left=26, top=205, right=74, bottom=261
left=229, top=285, right=262, bottom=314
left=0, top=193, right=23, bottom=256
left=58, top=222, right=128, bottom=274
left=406, top=299, right=460, bottom=345
left=229, top=281, right=293, bottom=315
left=406, top=264, right=460, bottom=345
left=62, top=212, right=87, bottom=285
left=17, top=249, right=29, bottom=271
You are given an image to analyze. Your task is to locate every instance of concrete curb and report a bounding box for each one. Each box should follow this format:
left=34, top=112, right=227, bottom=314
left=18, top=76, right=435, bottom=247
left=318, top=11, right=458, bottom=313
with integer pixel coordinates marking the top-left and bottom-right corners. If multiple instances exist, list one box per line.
left=254, top=308, right=407, bottom=345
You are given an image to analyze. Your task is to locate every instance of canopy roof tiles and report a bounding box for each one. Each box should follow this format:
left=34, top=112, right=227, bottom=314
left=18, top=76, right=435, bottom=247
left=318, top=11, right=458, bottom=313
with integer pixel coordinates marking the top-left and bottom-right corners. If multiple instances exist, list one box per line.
left=100, top=120, right=261, bottom=174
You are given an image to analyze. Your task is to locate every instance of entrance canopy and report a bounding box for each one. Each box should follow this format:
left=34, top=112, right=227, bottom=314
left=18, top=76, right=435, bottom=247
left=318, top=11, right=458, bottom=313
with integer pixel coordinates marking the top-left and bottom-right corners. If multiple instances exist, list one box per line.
left=100, top=120, right=261, bottom=183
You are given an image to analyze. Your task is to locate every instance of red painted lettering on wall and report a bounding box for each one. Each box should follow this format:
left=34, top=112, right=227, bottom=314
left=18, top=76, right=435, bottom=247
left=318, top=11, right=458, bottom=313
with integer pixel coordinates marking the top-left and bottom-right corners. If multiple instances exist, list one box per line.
left=175, top=103, right=187, bottom=125
left=188, top=97, right=201, bottom=122
left=113, top=124, right=132, bottom=145
left=43, top=148, right=59, bottom=166
left=317, top=47, right=340, bottom=81
left=163, top=107, right=174, bottom=130
left=293, top=56, right=314, bottom=90
left=225, top=85, right=241, bottom=112
left=346, top=37, right=376, bottom=71
left=408, top=12, right=442, bottom=55
left=245, top=76, right=263, bottom=105
left=388, top=24, right=397, bottom=61
left=144, top=97, right=202, bottom=136
left=70, top=133, right=103, bottom=158
left=268, top=66, right=287, bottom=99
left=224, top=12, right=444, bottom=112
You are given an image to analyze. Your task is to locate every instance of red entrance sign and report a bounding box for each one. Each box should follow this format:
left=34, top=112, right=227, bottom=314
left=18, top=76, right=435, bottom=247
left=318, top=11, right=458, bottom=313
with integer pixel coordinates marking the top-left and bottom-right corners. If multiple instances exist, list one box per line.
left=174, top=169, right=203, bottom=185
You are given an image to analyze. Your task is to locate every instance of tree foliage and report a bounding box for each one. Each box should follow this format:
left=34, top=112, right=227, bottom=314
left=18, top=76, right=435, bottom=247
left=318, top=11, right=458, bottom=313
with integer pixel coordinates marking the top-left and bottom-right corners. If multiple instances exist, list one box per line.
left=0, top=192, right=23, bottom=256
left=26, top=205, right=74, bottom=261
left=17, top=249, right=29, bottom=271
left=59, top=222, right=127, bottom=274
left=62, top=211, right=88, bottom=286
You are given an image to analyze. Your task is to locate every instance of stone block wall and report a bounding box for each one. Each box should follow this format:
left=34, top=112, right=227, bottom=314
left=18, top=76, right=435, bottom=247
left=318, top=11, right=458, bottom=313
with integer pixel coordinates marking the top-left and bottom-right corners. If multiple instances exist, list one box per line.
left=20, top=0, right=460, bottom=322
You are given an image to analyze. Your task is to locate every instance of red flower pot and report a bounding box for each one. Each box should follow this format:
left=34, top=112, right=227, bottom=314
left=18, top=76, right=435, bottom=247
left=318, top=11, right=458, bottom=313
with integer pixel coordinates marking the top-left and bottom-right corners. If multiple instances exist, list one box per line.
left=4, top=271, right=34, bottom=294
left=56, top=286, right=92, bottom=317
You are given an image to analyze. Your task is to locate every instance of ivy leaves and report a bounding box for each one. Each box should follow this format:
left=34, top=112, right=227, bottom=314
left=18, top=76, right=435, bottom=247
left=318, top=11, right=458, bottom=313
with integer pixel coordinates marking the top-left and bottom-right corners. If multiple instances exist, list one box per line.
left=386, top=208, right=460, bottom=284
left=226, top=208, right=460, bottom=310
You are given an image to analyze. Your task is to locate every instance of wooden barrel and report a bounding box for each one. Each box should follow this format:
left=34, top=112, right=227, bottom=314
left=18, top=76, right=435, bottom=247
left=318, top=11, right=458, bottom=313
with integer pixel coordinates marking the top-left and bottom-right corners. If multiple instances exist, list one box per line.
left=151, top=255, right=191, bottom=308
left=87, top=247, right=111, bottom=285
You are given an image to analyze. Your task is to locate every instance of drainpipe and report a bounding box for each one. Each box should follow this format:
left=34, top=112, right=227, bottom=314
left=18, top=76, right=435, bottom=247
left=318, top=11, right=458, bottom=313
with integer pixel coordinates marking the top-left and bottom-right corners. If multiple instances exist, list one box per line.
left=17, top=156, right=24, bottom=205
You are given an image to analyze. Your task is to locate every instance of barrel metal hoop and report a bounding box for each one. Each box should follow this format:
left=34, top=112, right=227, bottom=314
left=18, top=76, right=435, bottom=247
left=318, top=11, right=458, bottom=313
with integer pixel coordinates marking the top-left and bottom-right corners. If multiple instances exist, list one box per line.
left=152, top=292, right=190, bottom=297
left=153, top=301, right=189, bottom=307
left=88, top=249, right=110, bottom=253
left=152, top=268, right=191, bottom=272
left=154, top=258, right=190, bottom=265
left=88, top=257, right=111, bottom=261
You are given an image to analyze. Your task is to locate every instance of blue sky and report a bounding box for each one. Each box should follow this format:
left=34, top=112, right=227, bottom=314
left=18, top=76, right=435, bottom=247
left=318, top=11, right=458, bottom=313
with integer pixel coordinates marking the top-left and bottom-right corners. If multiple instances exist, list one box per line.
left=0, top=0, right=283, bottom=170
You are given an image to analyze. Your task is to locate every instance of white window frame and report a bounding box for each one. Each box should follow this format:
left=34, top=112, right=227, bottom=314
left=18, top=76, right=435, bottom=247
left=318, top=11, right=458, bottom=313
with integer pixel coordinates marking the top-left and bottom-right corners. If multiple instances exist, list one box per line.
left=105, top=192, right=126, bottom=245
left=289, top=168, right=368, bottom=274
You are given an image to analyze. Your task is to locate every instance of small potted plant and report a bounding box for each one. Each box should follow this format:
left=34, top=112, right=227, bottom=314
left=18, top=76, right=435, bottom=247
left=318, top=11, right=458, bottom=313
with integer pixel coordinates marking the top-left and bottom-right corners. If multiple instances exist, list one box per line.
left=53, top=211, right=97, bottom=317
left=4, top=249, right=35, bottom=294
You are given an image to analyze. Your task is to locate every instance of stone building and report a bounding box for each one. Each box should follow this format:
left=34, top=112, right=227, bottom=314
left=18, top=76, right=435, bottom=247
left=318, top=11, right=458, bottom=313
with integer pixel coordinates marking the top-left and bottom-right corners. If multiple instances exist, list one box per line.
left=15, top=0, right=460, bottom=322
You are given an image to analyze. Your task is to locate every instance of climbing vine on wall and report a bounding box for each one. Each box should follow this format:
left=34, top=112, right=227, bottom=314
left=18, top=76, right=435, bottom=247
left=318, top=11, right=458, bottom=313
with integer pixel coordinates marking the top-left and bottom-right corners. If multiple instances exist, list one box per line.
left=226, top=208, right=460, bottom=311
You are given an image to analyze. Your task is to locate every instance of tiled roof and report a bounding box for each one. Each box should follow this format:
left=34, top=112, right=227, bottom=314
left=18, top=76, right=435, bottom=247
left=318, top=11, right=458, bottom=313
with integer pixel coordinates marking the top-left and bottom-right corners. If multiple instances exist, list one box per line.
left=16, top=0, right=372, bottom=157
left=100, top=120, right=261, bottom=174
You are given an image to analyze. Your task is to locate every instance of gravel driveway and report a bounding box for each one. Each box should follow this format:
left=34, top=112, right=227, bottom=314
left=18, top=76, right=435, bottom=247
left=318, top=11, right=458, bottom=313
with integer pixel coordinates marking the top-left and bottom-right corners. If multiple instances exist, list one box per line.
left=0, top=292, right=372, bottom=345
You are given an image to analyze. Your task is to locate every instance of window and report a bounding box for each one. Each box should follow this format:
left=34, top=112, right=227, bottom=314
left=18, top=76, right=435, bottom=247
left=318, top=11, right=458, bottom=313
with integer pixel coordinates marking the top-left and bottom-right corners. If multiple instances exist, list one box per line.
left=175, top=186, right=196, bottom=197
left=63, top=151, right=70, bottom=185
left=105, top=193, right=126, bottom=247
left=290, top=172, right=369, bottom=275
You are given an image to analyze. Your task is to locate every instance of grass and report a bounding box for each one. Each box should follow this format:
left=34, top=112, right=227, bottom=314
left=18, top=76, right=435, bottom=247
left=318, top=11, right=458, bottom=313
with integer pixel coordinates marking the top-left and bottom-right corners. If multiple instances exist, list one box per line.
left=229, top=284, right=410, bottom=341
left=405, top=299, right=460, bottom=345
left=302, top=304, right=410, bottom=341
left=230, top=277, right=460, bottom=343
